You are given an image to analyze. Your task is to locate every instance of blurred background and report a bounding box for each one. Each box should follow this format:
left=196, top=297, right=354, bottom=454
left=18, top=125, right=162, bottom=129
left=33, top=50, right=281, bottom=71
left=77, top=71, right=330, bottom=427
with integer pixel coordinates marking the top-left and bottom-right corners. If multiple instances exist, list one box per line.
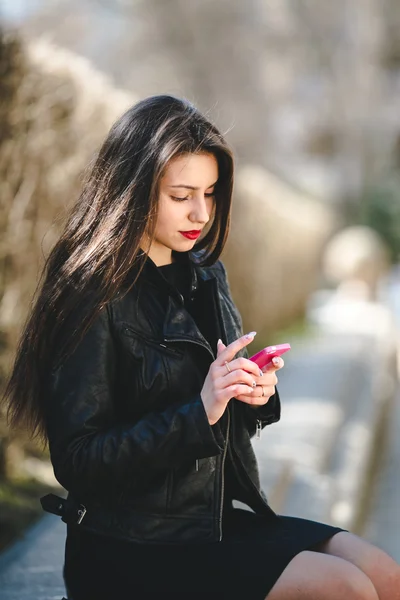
left=0, top=0, right=399, bottom=576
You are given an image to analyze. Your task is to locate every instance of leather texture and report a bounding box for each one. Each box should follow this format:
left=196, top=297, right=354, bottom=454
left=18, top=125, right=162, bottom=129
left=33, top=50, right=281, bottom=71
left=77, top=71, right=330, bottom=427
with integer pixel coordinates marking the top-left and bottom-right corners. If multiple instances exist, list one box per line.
left=44, top=251, right=281, bottom=544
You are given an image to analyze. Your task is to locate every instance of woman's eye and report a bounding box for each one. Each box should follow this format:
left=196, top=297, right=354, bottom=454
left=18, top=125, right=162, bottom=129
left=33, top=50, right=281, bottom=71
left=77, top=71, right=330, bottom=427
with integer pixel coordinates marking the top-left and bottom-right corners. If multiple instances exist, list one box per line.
left=171, top=196, right=189, bottom=202
left=171, top=193, right=215, bottom=202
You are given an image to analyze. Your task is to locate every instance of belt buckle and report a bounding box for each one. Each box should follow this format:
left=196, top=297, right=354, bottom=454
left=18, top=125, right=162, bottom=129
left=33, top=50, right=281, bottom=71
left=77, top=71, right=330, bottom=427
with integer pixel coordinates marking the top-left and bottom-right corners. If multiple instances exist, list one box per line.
left=76, top=504, right=87, bottom=524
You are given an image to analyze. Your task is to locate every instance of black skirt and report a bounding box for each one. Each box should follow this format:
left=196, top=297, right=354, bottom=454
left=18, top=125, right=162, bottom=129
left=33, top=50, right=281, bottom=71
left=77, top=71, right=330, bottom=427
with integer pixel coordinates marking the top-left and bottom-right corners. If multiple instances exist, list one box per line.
left=64, top=508, right=345, bottom=600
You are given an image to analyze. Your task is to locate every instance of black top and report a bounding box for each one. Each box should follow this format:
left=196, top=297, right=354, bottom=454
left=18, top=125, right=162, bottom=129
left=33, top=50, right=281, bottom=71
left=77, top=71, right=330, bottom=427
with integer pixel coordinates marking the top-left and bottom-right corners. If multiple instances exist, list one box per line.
left=158, top=261, right=192, bottom=304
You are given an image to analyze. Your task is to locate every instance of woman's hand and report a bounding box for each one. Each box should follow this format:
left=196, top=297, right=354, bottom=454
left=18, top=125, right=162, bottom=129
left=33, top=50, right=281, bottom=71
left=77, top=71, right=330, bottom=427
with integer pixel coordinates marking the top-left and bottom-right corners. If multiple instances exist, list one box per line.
left=216, top=340, right=284, bottom=406
left=200, top=332, right=263, bottom=425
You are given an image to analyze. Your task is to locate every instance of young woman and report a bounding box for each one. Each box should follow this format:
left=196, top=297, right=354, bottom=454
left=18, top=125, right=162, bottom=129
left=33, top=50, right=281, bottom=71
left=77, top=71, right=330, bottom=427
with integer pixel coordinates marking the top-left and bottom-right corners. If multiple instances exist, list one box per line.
left=3, top=95, right=399, bottom=600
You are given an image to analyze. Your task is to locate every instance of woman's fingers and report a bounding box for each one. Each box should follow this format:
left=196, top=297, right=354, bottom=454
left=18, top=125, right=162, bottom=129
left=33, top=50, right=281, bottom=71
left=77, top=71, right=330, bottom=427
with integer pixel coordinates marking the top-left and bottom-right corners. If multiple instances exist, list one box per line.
left=262, top=356, right=285, bottom=372
left=216, top=332, right=257, bottom=364
left=236, top=382, right=277, bottom=404
left=235, top=388, right=275, bottom=404
left=219, top=383, right=256, bottom=401
left=234, top=355, right=283, bottom=404
left=217, top=369, right=258, bottom=390
left=217, top=334, right=262, bottom=380
left=203, top=335, right=285, bottom=423
left=216, top=336, right=285, bottom=386
left=224, top=356, right=262, bottom=379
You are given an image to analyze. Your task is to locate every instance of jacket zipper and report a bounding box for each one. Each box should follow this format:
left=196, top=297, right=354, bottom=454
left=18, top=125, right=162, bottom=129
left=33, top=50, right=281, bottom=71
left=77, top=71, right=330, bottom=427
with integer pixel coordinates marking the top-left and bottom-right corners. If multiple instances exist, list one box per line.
left=210, top=277, right=236, bottom=539
left=163, top=335, right=215, bottom=477
left=163, top=336, right=215, bottom=361
left=123, top=326, right=185, bottom=357
left=167, top=281, right=232, bottom=540
left=219, top=406, right=230, bottom=541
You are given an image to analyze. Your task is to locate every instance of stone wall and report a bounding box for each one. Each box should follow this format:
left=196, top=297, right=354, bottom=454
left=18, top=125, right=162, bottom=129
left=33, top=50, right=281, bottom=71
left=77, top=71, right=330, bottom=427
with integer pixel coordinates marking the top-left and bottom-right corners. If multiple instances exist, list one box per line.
left=223, top=167, right=337, bottom=343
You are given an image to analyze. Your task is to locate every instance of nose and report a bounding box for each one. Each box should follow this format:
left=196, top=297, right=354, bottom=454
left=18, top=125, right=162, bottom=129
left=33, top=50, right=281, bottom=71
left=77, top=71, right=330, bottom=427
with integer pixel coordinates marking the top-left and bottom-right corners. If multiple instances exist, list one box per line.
left=189, top=195, right=212, bottom=225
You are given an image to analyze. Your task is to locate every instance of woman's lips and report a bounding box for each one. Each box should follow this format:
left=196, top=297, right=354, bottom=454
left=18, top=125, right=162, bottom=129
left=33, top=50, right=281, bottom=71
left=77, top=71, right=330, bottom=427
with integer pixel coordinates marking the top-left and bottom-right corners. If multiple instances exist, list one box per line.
left=179, top=230, right=201, bottom=240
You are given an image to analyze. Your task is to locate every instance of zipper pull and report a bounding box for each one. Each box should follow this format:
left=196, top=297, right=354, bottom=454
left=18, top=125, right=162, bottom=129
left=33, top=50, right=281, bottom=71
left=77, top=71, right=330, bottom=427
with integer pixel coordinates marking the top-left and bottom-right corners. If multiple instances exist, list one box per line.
left=256, top=419, right=262, bottom=440
left=195, top=459, right=199, bottom=472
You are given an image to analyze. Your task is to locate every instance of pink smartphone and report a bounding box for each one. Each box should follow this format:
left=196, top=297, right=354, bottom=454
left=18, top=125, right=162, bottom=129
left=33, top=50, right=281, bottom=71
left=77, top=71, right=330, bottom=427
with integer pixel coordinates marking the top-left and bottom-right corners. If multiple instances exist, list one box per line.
left=249, top=343, right=291, bottom=370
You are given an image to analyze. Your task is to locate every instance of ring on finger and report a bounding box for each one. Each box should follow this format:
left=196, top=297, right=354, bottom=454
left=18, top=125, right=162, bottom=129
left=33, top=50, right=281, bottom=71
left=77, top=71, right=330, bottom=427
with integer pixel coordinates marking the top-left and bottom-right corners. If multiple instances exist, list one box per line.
left=261, top=385, right=266, bottom=397
left=224, top=361, right=231, bottom=374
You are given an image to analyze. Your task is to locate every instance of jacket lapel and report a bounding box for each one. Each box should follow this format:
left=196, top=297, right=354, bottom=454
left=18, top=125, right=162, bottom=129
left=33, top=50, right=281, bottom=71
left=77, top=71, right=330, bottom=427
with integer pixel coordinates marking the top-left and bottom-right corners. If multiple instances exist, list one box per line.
left=162, top=277, right=221, bottom=357
left=134, top=250, right=227, bottom=357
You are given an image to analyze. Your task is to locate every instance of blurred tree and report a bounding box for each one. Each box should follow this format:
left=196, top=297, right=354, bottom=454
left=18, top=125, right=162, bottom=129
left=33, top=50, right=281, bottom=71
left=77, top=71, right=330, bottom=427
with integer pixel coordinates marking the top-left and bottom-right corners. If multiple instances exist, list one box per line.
left=380, top=0, right=400, bottom=69
left=288, top=0, right=391, bottom=221
left=16, top=0, right=274, bottom=166
left=132, top=0, right=273, bottom=166
left=360, top=172, right=400, bottom=263
left=8, top=0, right=400, bottom=218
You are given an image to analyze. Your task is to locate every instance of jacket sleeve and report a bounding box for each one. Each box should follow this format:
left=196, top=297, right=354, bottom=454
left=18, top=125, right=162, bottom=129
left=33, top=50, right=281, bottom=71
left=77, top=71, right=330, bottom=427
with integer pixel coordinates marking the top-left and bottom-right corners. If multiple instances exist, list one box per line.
left=216, top=260, right=281, bottom=437
left=45, top=304, right=223, bottom=495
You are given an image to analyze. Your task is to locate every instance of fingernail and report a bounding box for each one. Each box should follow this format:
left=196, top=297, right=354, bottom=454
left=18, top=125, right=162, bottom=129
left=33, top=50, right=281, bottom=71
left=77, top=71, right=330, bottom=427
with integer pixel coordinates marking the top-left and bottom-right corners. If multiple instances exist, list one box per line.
left=259, top=368, right=263, bottom=377
left=245, top=331, right=257, bottom=339
left=272, top=357, right=281, bottom=366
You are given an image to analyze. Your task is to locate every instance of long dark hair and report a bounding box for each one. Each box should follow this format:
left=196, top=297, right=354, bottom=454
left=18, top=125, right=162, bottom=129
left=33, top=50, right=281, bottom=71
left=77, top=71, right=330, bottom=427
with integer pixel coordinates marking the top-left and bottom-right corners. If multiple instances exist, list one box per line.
left=2, top=94, right=234, bottom=443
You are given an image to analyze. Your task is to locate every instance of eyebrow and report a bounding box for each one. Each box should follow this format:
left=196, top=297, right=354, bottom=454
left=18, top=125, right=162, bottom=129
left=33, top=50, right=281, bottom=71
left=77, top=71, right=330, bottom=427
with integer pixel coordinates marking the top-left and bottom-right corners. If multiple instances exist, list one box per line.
left=169, top=180, right=218, bottom=190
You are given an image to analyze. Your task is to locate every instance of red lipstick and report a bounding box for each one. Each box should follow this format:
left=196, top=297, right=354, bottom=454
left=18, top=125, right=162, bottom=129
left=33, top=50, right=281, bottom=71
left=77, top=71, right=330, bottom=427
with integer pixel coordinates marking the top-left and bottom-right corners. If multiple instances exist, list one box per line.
left=179, top=230, right=201, bottom=240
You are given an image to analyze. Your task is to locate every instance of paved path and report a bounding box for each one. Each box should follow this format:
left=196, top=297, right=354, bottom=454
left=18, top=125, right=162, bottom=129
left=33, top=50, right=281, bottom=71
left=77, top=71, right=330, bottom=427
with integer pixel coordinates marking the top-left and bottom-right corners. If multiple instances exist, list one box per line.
left=365, top=387, right=400, bottom=562
left=0, top=515, right=66, bottom=600
left=365, top=267, right=400, bottom=560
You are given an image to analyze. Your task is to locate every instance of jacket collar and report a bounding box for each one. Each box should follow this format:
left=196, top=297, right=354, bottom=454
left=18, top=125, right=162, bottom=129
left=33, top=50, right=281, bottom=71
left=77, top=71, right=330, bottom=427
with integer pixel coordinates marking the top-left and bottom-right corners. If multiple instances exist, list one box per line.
left=132, top=250, right=222, bottom=356
left=133, top=249, right=210, bottom=302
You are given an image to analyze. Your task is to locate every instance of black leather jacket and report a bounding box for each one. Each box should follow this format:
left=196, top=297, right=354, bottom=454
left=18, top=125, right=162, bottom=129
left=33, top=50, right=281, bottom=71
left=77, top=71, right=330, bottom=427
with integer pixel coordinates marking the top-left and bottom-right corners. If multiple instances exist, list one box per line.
left=44, top=251, right=281, bottom=544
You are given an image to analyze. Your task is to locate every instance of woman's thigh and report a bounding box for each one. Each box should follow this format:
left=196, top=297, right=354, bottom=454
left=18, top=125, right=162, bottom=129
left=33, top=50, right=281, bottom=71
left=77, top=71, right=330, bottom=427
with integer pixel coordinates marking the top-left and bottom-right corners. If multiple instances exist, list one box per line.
left=266, top=550, right=378, bottom=600
left=314, top=531, right=400, bottom=600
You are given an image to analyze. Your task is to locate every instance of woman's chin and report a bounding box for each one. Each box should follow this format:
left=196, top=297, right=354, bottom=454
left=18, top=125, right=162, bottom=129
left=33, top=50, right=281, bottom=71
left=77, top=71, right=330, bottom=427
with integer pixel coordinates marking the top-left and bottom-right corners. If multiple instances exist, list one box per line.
left=174, top=238, right=197, bottom=249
